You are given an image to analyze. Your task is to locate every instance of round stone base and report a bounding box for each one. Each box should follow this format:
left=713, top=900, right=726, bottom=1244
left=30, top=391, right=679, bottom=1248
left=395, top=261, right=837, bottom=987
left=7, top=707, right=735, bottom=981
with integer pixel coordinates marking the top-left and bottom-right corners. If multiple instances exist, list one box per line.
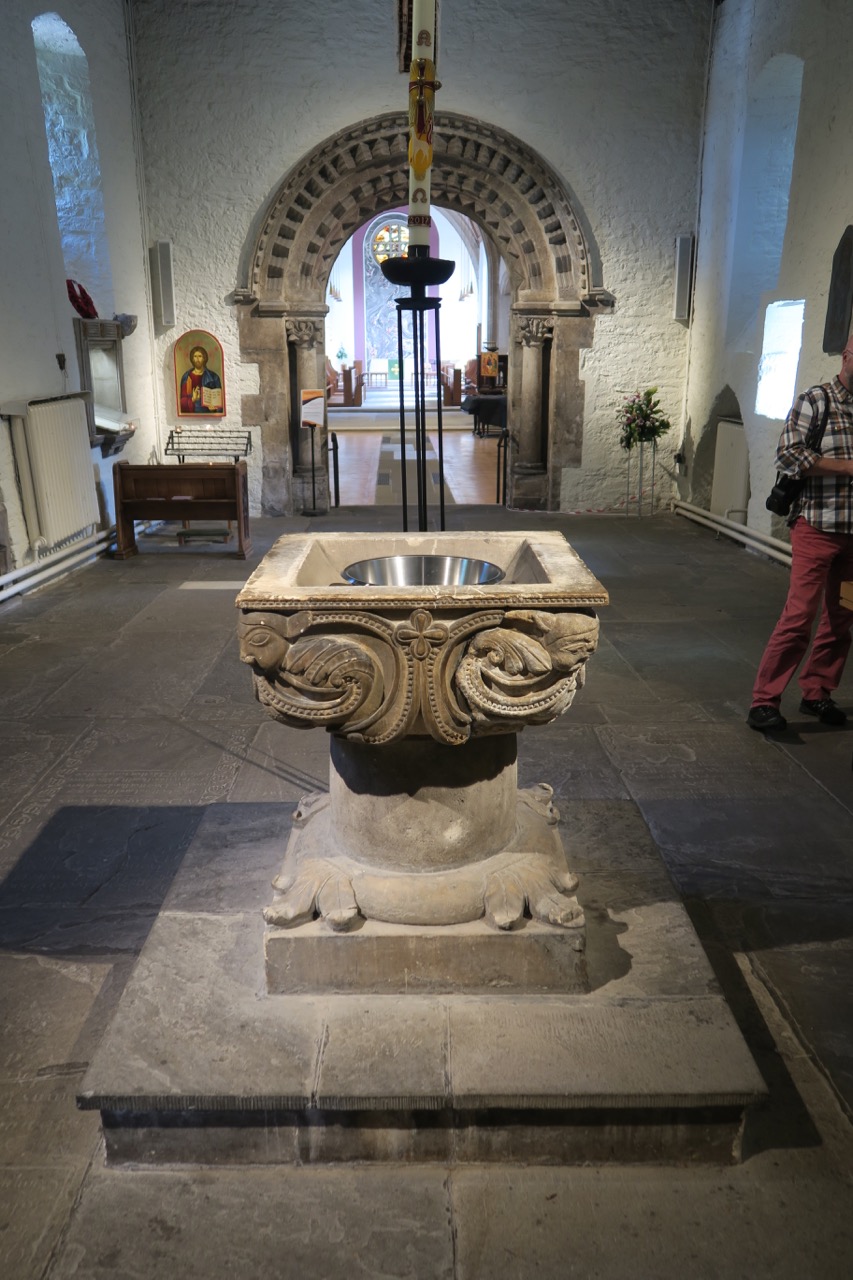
left=264, top=782, right=584, bottom=935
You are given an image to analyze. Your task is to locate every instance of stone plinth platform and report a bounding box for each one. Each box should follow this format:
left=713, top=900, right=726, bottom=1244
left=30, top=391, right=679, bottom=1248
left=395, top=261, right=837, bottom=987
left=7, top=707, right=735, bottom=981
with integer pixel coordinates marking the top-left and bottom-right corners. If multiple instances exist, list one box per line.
left=265, top=918, right=587, bottom=995
left=78, top=803, right=767, bottom=1166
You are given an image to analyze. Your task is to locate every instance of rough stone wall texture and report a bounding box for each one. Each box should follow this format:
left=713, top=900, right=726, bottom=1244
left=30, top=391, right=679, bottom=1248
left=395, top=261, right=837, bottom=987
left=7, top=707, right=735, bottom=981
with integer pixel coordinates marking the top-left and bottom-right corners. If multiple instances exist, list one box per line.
left=132, top=0, right=712, bottom=515
left=0, top=0, right=159, bottom=565
left=684, top=0, right=853, bottom=537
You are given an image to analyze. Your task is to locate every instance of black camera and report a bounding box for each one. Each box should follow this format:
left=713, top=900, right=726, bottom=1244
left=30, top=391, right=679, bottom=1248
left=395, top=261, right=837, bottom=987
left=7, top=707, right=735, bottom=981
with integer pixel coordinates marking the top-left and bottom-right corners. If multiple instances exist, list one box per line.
left=765, top=388, right=830, bottom=516
left=765, top=476, right=804, bottom=516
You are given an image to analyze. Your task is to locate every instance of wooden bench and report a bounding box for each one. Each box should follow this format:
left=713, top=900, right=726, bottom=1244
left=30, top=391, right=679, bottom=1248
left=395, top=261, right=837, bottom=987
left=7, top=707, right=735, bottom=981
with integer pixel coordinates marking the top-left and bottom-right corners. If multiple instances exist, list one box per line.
left=441, top=365, right=462, bottom=407
left=341, top=365, right=365, bottom=406
left=113, top=461, right=252, bottom=559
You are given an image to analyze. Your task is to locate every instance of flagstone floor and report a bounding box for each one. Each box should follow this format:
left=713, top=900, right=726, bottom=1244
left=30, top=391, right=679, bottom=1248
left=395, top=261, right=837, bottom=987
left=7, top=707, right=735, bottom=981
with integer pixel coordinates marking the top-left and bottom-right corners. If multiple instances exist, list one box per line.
left=329, top=413, right=498, bottom=505
left=1, top=508, right=853, bottom=1278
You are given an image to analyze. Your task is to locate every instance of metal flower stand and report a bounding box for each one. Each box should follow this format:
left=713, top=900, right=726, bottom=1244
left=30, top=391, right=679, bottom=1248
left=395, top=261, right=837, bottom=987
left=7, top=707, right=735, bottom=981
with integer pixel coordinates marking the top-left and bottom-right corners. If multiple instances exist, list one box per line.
left=625, top=439, right=657, bottom=517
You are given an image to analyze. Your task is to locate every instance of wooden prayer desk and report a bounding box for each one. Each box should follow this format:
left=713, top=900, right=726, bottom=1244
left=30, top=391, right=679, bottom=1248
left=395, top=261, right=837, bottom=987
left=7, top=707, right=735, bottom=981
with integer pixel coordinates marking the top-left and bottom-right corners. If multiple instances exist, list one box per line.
left=113, top=461, right=251, bottom=559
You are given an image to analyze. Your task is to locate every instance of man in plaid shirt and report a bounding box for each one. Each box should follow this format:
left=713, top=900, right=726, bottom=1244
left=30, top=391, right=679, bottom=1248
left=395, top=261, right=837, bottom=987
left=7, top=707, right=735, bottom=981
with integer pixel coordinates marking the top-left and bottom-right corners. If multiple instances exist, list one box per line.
left=748, top=339, right=853, bottom=732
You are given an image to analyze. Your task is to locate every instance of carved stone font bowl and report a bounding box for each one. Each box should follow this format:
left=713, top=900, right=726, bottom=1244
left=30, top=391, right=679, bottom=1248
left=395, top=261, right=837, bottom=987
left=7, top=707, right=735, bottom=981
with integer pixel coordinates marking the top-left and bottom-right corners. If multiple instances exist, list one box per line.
left=236, top=532, right=608, bottom=953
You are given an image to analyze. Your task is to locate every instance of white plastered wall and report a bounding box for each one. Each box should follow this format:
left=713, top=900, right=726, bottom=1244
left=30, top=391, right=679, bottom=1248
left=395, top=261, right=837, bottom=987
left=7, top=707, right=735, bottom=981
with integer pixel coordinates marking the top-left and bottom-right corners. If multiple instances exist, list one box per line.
left=8, top=1, right=774, bottom=537
left=0, top=0, right=158, bottom=568
left=683, top=0, right=853, bottom=538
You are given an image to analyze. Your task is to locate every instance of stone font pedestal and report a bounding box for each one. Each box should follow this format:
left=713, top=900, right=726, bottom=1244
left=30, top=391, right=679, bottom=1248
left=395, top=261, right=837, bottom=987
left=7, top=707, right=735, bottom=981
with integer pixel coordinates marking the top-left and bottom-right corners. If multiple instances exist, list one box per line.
left=78, top=533, right=767, bottom=1165
left=265, top=740, right=587, bottom=993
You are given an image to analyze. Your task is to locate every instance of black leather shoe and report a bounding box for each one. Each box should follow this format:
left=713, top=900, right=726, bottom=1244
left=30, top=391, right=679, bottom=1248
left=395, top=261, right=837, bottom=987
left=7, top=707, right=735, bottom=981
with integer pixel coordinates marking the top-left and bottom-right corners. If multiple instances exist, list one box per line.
left=799, top=697, right=847, bottom=725
left=747, top=705, right=787, bottom=731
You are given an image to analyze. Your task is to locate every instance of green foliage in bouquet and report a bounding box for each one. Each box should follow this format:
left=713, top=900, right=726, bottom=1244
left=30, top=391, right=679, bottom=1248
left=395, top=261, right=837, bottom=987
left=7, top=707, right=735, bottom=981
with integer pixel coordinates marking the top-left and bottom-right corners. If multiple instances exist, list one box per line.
left=617, top=388, right=671, bottom=451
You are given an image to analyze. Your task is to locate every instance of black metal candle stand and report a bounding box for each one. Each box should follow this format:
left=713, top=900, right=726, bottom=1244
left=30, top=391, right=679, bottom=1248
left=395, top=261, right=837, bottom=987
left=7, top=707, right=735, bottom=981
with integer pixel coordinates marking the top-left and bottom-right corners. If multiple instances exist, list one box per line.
left=380, top=251, right=455, bottom=531
left=301, top=421, right=323, bottom=517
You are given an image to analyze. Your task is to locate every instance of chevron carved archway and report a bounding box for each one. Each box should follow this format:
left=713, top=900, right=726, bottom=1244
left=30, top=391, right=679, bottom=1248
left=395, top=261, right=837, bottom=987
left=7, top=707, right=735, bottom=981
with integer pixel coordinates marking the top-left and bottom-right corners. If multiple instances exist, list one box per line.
left=237, top=112, right=606, bottom=513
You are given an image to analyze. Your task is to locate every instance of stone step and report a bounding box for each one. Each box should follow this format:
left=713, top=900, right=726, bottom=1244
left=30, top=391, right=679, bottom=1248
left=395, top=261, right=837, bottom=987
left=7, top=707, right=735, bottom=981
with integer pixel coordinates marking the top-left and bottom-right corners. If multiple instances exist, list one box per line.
left=78, top=806, right=767, bottom=1167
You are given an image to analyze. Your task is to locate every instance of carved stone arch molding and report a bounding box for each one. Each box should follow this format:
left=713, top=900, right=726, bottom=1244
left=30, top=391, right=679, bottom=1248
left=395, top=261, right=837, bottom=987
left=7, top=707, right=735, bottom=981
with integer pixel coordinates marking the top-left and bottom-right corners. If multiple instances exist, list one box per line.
left=237, top=112, right=610, bottom=514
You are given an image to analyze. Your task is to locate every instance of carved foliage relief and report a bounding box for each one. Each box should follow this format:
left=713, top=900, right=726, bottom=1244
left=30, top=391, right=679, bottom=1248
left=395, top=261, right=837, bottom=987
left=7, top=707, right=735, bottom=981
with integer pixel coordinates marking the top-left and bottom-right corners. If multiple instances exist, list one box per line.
left=239, top=606, right=599, bottom=744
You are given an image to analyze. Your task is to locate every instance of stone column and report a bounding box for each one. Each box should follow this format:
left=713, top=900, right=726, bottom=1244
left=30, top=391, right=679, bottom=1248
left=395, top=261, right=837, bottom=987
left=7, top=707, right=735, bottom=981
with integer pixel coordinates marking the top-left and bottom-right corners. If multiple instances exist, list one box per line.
left=286, top=317, right=329, bottom=514
left=484, top=239, right=502, bottom=349
left=328, top=734, right=519, bottom=872
left=236, top=301, right=292, bottom=516
left=546, top=308, right=595, bottom=510
left=510, top=314, right=553, bottom=509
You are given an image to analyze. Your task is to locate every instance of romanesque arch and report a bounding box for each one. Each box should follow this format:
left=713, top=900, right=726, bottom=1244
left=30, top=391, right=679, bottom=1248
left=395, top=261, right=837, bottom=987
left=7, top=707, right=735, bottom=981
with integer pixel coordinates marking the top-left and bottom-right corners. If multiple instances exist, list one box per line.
left=236, top=112, right=610, bottom=514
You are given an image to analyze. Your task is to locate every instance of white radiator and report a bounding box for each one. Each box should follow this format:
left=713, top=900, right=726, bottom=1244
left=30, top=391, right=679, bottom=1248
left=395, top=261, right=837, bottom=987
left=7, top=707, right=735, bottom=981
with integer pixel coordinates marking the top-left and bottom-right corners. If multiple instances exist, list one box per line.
left=710, top=418, right=750, bottom=524
left=4, top=393, right=100, bottom=551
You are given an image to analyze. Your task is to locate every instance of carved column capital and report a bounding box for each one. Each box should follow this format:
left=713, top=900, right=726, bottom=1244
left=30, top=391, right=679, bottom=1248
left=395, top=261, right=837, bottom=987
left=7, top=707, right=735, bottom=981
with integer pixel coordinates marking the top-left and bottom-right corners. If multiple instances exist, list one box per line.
left=517, top=316, right=554, bottom=348
left=286, top=318, right=323, bottom=349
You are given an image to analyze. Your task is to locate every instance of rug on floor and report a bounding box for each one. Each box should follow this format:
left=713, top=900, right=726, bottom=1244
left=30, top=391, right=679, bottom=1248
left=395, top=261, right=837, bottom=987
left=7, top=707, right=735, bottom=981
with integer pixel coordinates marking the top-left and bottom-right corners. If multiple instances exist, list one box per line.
left=374, top=434, right=455, bottom=508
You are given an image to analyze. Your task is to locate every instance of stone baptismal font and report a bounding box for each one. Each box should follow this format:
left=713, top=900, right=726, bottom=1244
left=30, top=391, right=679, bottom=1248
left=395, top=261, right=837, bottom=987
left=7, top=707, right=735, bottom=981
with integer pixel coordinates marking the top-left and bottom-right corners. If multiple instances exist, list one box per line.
left=237, top=530, right=607, bottom=994
left=78, top=525, right=766, bottom=1166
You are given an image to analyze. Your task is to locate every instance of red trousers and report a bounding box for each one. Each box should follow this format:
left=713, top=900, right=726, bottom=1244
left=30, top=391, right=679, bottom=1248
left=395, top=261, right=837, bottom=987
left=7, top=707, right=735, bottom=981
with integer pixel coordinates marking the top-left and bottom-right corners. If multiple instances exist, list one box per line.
left=752, top=518, right=853, bottom=706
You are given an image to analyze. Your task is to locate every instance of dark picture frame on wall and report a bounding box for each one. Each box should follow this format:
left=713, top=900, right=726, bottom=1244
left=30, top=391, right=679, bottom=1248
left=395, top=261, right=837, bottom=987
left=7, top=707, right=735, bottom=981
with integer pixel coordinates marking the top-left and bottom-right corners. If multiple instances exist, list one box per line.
left=823, top=226, right=853, bottom=355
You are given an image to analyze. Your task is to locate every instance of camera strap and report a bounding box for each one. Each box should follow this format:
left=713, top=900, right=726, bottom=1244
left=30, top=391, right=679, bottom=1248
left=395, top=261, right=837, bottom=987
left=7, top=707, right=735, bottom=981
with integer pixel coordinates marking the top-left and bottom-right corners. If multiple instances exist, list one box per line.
left=802, top=386, right=831, bottom=452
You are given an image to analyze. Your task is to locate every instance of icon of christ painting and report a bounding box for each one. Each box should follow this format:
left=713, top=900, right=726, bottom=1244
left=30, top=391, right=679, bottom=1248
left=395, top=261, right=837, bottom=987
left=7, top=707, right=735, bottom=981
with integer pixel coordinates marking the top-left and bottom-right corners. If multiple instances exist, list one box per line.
left=174, top=329, right=226, bottom=416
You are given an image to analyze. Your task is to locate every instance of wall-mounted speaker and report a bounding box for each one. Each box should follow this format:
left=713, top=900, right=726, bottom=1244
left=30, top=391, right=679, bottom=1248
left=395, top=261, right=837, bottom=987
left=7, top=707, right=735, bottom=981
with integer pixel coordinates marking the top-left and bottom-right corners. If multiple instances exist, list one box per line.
left=149, top=240, right=175, bottom=328
left=673, top=234, right=694, bottom=322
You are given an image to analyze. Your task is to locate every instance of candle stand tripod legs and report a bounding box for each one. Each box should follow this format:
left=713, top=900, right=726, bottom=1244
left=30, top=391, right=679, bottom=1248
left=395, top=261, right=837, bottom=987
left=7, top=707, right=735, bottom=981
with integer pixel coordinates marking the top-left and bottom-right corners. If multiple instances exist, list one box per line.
left=381, top=250, right=455, bottom=531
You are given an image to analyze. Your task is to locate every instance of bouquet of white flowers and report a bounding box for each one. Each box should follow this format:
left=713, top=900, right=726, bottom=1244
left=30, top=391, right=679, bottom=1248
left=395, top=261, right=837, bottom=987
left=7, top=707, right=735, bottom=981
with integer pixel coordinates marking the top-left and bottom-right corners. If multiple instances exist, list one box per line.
left=617, top=388, right=671, bottom=451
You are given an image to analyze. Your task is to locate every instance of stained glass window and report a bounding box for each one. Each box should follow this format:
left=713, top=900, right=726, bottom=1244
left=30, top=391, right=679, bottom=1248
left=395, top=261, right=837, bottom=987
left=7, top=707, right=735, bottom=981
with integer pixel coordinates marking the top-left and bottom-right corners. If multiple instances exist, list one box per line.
left=364, top=216, right=413, bottom=366
left=372, top=219, right=409, bottom=264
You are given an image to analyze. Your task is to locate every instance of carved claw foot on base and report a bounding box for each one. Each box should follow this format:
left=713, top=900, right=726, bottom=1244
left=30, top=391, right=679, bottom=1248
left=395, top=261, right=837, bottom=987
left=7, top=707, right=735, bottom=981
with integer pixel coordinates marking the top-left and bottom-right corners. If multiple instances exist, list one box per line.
left=484, top=854, right=583, bottom=931
left=265, top=856, right=359, bottom=932
left=264, top=850, right=584, bottom=934
left=264, top=785, right=585, bottom=934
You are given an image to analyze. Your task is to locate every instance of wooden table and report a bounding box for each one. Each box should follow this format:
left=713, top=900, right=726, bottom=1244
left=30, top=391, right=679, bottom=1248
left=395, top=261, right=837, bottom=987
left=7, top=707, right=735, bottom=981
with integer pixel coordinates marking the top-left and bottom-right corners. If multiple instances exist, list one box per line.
left=461, top=393, right=508, bottom=437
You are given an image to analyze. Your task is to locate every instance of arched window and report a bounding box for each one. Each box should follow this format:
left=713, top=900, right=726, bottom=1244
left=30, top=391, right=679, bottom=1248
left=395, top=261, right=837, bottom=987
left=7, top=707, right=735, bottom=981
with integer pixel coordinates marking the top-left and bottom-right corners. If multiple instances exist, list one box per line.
left=755, top=298, right=805, bottom=419
left=363, top=214, right=413, bottom=368
left=31, top=12, right=114, bottom=317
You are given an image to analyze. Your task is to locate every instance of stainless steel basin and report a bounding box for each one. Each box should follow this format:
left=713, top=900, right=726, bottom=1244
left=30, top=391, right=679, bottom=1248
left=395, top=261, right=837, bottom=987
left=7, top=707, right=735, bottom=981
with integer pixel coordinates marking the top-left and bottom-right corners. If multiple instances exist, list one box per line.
left=341, top=554, right=505, bottom=587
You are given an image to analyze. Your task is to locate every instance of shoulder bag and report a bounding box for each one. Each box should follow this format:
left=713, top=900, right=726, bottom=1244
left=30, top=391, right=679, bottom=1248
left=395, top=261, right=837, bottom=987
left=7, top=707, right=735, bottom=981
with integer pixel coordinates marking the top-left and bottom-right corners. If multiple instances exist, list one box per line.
left=765, top=388, right=830, bottom=516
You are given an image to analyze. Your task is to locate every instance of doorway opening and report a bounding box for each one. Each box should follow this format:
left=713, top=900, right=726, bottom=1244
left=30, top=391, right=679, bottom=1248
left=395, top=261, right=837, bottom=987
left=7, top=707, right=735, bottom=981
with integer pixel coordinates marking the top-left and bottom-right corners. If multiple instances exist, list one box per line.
left=323, top=206, right=507, bottom=505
